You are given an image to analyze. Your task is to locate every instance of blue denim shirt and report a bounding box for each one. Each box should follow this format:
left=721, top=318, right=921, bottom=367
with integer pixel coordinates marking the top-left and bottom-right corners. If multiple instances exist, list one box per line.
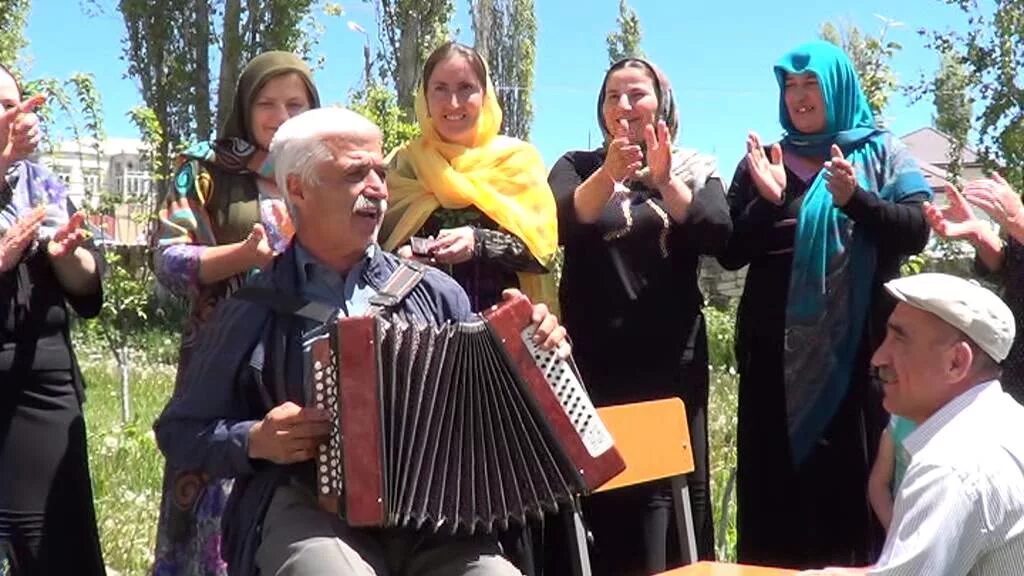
left=293, top=242, right=377, bottom=319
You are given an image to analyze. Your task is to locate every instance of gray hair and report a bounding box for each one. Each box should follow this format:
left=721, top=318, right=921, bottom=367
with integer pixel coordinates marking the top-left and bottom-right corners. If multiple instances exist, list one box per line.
left=268, top=107, right=380, bottom=224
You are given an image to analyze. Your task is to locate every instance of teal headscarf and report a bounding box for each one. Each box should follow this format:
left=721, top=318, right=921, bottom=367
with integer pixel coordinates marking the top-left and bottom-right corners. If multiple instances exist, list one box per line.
left=777, top=41, right=930, bottom=466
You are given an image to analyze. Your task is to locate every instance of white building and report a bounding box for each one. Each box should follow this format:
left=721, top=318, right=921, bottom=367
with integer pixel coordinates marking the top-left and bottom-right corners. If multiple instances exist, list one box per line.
left=35, top=137, right=156, bottom=245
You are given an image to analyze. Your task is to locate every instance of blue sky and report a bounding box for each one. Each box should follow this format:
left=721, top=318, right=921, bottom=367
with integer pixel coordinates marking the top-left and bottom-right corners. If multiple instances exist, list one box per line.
left=23, top=0, right=969, bottom=177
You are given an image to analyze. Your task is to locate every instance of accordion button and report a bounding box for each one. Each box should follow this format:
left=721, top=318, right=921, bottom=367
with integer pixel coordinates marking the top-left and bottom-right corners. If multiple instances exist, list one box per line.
left=321, top=486, right=330, bottom=494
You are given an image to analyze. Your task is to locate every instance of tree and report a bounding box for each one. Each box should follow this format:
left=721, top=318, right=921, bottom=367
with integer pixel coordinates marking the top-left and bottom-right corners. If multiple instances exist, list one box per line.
left=118, top=1, right=202, bottom=195
left=1, top=1, right=106, bottom=156
left=0, top=0, right=30, bottom=67
left=348, top=83, right=420, bottom=155
left=22, top=74, right=106, bottom=166
left=215, top=0, right=323, bottom=130
left=932, top=49, right=973, bottom=184
left=606, top=0, right=644, bottom=64
left=116, top=0, right=323, bottom=195
left=819, top=19, right=903, bottom=123
left=374, top=0, right=454, bottom=117
left=471, top=0, right=537, bottom=139
left=921, top=0, right=1024, bottom=190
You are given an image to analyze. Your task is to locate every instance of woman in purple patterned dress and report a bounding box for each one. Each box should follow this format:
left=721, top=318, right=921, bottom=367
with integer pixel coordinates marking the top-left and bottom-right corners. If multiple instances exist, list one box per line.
left=150, top=52, right=320, bottom=576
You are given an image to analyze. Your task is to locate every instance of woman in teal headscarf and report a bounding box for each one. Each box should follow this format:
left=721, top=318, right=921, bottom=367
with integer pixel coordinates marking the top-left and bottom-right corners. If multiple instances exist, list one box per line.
left=718, top=41, right=931, bottom=568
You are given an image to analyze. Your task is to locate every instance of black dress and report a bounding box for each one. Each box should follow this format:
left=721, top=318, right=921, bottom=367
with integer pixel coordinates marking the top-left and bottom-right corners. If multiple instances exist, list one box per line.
left=548, top=148, right=732, bottom=574
left=976, top=237, right=1024, bottom=403
left=0, top=241, right=105, bottom=575
left=718, top=154, right=928, bottom=569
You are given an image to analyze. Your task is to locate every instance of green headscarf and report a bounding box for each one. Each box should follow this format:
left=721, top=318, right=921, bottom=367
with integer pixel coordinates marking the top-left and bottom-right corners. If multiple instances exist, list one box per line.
left=220, top=50, right=321, bottom=144
left=173, top=51, right=320, bottom=246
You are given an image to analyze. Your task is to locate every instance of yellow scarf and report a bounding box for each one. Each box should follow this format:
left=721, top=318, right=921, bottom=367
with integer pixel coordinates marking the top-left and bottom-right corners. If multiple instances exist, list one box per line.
left=381, top=75, right=559, bottom=312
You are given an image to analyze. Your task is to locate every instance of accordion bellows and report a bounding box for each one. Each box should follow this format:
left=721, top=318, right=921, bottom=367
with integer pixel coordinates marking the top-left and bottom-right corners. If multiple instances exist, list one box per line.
left=310, top=294, right=625, bottom=535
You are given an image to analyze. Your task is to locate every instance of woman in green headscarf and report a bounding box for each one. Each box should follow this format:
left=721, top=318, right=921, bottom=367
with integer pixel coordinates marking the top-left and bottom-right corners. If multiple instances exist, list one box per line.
left=718, top=41, right=931, bottom=568
left=151, top=51, right=320, bottom=576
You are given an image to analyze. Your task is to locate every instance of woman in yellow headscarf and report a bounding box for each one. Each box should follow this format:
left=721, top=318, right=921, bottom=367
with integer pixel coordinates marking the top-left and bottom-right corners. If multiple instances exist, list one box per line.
left=381, top=42, right=558, bottom=313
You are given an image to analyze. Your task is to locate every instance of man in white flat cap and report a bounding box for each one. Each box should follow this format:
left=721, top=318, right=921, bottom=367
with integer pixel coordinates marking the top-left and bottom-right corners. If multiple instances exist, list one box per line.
left=803, top=272, right=1024, bottom=576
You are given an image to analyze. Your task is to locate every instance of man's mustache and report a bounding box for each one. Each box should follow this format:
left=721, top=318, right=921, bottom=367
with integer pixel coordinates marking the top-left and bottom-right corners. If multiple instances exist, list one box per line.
left=353, top=195, right=386, bottom=214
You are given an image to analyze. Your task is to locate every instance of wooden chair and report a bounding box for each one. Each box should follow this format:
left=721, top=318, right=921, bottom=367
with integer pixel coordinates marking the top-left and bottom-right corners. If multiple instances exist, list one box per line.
left=568, top=397, right=698, bottom=576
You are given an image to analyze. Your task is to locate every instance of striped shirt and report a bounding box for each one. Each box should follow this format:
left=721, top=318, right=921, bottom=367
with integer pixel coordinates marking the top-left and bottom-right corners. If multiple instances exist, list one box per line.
left=870, top=380, right=1024, bottom=576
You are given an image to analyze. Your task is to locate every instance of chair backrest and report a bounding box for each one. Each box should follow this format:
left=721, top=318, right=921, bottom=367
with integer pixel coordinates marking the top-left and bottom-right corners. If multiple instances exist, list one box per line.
left=657, top=561, right=798, bottom=575
left=594, top=397, right=695, bottom=493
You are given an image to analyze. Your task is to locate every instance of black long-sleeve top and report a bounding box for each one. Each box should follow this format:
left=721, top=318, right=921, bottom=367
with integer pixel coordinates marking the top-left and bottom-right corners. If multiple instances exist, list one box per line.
left=974, top=238, right=1024, bottom=401
left=719, top=154, right=930, bottom=400
left=0, top=239, right=104, bottom=384
left=549, top=148, right=732, bottom=404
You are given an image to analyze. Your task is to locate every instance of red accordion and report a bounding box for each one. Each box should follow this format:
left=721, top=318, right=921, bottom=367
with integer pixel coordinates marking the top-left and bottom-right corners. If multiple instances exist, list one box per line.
left=308, top=293, right=624, bottom=534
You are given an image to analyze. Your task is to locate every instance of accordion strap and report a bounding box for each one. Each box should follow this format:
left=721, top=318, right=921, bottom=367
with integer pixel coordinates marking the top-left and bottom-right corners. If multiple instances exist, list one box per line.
left=367, top=259, right=426, bottom=314
left=232, top=259, right=426, bottom=320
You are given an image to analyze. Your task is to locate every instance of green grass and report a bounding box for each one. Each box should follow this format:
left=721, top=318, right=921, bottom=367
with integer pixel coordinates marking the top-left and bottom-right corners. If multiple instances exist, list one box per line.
left=709, top=367, right=739, bottom=561
left=78, top=318, right=740, bottom=574
left=81, top=354, right=175, bottom=575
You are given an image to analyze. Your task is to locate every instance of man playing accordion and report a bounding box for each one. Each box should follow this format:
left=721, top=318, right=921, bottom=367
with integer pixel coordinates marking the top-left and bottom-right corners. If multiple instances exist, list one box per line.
left=154, top=107, right=570, bottom=576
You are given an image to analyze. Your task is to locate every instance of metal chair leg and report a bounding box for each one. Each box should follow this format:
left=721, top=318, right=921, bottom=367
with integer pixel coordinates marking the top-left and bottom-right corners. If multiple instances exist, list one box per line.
left=672, top=475, right=698, bottom=565
left=566, top=505, right=593, bottom=576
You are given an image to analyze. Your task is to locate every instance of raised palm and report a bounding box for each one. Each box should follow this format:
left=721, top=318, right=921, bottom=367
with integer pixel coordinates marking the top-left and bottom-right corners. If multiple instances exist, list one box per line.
left=746, top=132, right=786, bottom=204
left=643, top=120, right=673, bottom=188
left=0, top=95, right=45, bottom=167
left=924, top=186, right=983, bottom=241
left=962, top=173, right=1022, bottom=232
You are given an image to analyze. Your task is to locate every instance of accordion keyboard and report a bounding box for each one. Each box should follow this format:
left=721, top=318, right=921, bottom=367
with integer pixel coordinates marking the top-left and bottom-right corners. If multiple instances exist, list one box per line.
left=313, top=349, right=343, bottom=498
left=519, top=325, right=615, bottom=458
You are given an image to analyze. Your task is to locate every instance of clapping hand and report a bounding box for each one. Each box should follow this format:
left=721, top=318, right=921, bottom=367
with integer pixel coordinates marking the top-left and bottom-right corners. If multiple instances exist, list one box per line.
left=605, top=118, right=643, bottom=183
left=47, top=211, right=92, bottom=260
left=1, top=94, right=45, bottom=167
left=961, top=173, right=1023, bottom=234
left=823, top=144, right=857, bottom=206
left=923, top=185, right=986, bottom=243
left=0, top=205, right=45, bottom=273
left=643, top=119, right=673, bottom=188
left=745, top=132, right=786, bottom=205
